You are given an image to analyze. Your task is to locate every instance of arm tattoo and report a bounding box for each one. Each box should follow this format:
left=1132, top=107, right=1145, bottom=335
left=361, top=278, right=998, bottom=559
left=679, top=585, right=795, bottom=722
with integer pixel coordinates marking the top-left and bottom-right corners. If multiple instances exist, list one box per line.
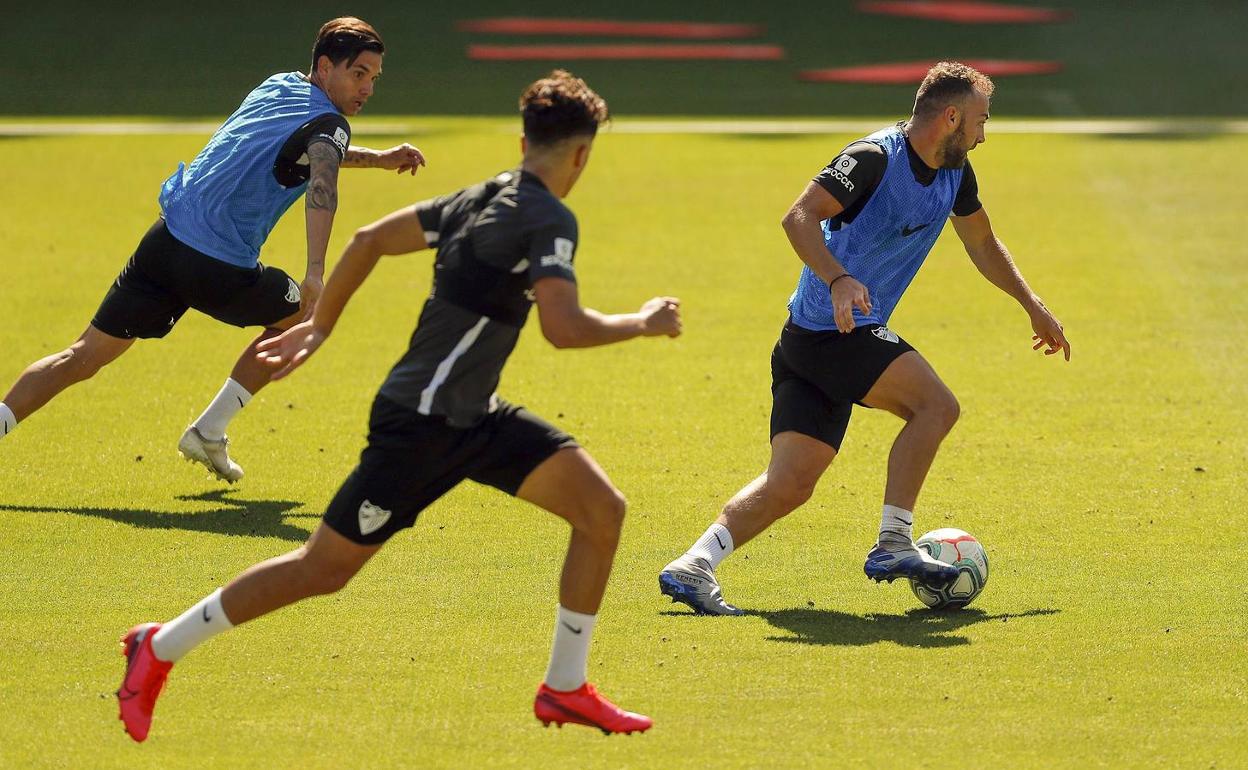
left=306, top=142, right=341, bottom=211
left=343, top=147, right=378, bottom=168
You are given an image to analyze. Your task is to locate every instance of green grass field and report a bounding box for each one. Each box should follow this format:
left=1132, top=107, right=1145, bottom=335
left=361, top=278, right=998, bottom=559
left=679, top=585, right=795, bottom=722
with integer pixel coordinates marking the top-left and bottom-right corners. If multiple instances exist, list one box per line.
left=1, top=119, right=1245, bottom=768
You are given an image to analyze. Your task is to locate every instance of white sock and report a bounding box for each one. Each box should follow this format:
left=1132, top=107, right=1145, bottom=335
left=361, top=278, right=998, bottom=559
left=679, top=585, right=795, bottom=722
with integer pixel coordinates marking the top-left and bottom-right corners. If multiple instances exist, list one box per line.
left=687, top=522, right=734, bottom=569
left=543, top=605, right=597, bottom=692
left=0, top=403, right=15, bottom=440
left=193, top=378, right=252, bottom=441
left=879, top=504, right=914, bottom=544
left=151, top=588, right=235, bottom=662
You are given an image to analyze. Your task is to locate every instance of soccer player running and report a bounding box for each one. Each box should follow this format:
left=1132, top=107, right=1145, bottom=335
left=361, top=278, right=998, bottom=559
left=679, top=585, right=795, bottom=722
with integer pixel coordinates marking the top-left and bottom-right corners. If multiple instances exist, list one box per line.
left=659, top=62, right=1070, bottom=615
left=116, top=70, right=675, bottom=741
left=0, top=18, right=425, bottom=482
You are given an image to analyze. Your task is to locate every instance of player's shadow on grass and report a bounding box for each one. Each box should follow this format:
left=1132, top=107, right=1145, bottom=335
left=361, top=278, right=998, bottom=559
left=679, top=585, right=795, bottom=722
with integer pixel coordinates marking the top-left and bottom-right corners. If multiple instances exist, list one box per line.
left=0, top=489, right=317, bottom=542
left=748, top=606, right=1060, bottom=648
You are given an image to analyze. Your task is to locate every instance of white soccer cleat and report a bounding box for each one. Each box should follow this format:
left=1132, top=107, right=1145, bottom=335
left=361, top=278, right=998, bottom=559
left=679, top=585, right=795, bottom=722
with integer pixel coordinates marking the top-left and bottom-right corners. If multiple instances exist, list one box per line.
left=659, top=554, right=744, bottom=616
left=178, top=426, right=244, bottom=483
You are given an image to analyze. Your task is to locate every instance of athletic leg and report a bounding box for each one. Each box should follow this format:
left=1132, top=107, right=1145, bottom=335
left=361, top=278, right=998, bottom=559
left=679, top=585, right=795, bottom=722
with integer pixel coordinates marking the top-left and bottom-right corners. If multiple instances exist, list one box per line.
left=860, top=351, right=962, bottom=585
left=661, top=332, right=851, bottom=613
left=1, top=325, right=133, bottom=437
left=718, top=431, right=838, bottom=549
left=862, top=351, right=960, bottom=512
left=516, top=447, right=624, bottom=618
left=219, top=522, right=379, bottom=625
left=180, top=303, right=303, bottom=481
left=117, top=523, right=379, bottom=742
left=659, top=431, right=835, bottom=615
left=11, top=218, right=194, bottom=439
left=157, top=522, right=378, bottom=658
left=515, top=447, right=652, bottom=734
left=216, top=316, right=298, bottom=399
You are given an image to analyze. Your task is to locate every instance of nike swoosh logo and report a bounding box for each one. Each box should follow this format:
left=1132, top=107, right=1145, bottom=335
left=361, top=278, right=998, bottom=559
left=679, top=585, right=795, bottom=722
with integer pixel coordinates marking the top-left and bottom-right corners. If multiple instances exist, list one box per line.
left=202, top=605, right=212, bottom=623
left=537, top=693, right=602, bottom=727
left=561, top=621, right=583, bottom=635
left=901, top=223, right=930, bottom=237
left=714, top=532, right=727, bottom=550
left=897, top=518, right=912, bottom=527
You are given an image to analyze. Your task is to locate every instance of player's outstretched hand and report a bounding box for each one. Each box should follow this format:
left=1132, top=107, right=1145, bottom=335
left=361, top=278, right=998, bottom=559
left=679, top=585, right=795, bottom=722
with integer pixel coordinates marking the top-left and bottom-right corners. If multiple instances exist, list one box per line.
left=830, top=275, right=871, bottom=333
left=1029, top=302, right=1071, bottom=361
left=377, top=143, right=426, bottom=175
left=299, top=275, right=323, bottom=322
left=255, top=320, right=328, bottom=380
left=640, top=296, right=682, bottom=338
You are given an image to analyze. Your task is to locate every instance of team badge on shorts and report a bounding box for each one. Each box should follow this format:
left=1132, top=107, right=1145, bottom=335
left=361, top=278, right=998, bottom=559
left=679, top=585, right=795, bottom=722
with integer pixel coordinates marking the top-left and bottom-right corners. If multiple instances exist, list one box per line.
left=871, top=326, right=900, bottom=344
left=285, top=277, right=301, bottom=305
left=358, top=499, right=392, bottom=536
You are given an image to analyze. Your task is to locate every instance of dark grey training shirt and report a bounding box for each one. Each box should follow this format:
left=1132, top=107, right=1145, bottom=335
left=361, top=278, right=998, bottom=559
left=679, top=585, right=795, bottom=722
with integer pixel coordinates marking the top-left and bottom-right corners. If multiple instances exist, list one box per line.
left=378, top=170, right=579, bottom=426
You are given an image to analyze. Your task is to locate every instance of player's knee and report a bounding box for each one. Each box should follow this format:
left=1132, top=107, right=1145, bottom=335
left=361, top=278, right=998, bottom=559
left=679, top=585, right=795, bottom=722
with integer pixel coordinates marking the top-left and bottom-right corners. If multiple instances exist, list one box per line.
left=62, top=344, right=107, bottom=381
left=311, top=564, right=357, bottom=595
left=582, top=486, right=627, bottom=549
left=296, top=552, right=359, bottom=596
left=765, top=472, right=818, bottom=516
left=929, top=391, right=960, bottom=432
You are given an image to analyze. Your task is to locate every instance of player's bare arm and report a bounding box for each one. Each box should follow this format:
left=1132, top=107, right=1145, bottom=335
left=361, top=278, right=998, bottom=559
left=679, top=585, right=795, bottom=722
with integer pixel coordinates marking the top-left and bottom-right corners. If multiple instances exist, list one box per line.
left=342, top=143, right=426, bottom=174
left=300, top=141, right=344, bottom=319
left=951, top=207, right=1071, bottom=360
left=258, top=206, right=428, bottom=378
left=781, top=182, right=871, bottom=333
left=533, top=277, right=680, bottom=349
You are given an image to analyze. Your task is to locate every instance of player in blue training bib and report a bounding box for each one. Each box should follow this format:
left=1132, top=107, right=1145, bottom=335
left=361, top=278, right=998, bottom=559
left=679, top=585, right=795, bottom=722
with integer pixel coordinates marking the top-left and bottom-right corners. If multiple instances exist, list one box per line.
left=0, top=17, right=426, bottom=484
left=661, top=61, right=1072, bottom=616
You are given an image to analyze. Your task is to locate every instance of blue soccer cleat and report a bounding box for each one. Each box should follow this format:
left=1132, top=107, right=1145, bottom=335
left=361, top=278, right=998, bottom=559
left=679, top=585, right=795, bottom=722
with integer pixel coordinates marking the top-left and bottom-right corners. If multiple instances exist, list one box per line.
left=864, top=541, right=960, bottom=587
left=659, top=555, right=744, bottom=616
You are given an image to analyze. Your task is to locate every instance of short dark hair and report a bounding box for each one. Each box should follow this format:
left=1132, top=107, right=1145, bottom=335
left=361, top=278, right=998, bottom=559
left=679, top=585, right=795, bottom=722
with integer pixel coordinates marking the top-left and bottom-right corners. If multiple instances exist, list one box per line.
left=912, top=61, right=994, bottom=120
left=520, top=70, right=609, bottom=147
left=312, top=17, right=384, bottom=70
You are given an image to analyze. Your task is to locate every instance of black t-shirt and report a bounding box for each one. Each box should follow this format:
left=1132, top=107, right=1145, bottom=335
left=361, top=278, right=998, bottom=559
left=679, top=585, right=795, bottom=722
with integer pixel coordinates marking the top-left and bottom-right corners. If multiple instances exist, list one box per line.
left=378, top=170, right=580, bottom=426
left=813, top=129, right=982, bottom=225
left=273, top=113, right=351, bottom=188
left=416, top=170, right=578, bottom=289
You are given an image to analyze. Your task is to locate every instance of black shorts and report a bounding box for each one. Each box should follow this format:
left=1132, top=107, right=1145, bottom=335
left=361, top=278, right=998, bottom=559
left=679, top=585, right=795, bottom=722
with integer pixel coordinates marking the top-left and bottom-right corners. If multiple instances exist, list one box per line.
left=323, top=395, right=579, bottom=545
left=91, top=218, right=301, bottom=339
left=770, top=319, right=916, bottom=451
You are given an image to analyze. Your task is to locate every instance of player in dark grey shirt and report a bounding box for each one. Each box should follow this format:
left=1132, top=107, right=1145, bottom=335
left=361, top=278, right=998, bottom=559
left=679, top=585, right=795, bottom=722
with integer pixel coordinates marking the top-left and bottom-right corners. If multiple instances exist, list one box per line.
left=117, top=71, right=674, bottom=737
left=378, top=167, right=583, bottom=426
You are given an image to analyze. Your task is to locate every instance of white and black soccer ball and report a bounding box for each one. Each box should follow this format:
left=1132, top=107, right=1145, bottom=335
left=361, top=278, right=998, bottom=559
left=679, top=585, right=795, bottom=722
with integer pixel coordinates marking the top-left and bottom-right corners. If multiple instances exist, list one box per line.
left=909, top=528, right=989, bottom=609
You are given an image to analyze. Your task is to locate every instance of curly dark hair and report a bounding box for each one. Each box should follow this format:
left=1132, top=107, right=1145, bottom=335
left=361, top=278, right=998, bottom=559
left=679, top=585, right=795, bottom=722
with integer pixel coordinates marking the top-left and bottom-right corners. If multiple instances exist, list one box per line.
left=312, top=17, right=384, bottom=70
left=912, top=61, right=995, bottom=120
left=520, top=70, right=609, bottom=147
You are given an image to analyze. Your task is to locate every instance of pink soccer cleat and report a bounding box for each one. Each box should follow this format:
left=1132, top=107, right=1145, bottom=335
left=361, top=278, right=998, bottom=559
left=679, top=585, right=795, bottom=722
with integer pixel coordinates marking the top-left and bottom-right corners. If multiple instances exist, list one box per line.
left=534, top=682, right=653, bottom=735
left=116, top=623, right=173, bottom=742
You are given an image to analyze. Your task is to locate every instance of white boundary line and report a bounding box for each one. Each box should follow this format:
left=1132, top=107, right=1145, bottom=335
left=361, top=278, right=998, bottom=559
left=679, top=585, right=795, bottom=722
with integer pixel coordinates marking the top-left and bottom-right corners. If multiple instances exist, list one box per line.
left=1, top=118, right=1246, bottom=136
left=609, top=119, right=1248, bottom=135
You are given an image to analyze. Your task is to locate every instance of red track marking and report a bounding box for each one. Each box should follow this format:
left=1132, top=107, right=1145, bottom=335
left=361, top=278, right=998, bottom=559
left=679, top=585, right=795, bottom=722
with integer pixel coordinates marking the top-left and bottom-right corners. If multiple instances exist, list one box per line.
left=468, top=44, right=785, bottom=61
left=799, top=59, right=1062, bottom=84
left=857, top=1, right=1070, bottom=24
left=458, top=18, right=764, bottom=39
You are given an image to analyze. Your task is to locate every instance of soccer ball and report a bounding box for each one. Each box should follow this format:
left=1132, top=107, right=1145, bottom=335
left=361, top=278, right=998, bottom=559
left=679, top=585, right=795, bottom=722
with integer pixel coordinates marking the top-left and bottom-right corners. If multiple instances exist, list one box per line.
left=909, top=528, right=989, bottom=609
